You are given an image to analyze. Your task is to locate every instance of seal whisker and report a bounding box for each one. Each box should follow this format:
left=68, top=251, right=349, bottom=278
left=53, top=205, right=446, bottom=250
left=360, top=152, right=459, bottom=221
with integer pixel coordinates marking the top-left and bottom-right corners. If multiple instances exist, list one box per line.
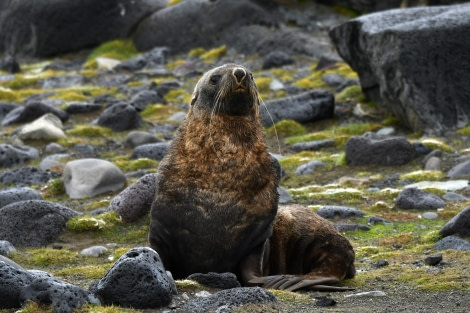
left=259, top=95, right=281, bottom=155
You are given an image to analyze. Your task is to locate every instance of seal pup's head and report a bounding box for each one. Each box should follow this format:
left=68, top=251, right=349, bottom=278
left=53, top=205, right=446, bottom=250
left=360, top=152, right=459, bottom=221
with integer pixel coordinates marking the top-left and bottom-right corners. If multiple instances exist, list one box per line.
left=190, top=63, right=259, bottom=117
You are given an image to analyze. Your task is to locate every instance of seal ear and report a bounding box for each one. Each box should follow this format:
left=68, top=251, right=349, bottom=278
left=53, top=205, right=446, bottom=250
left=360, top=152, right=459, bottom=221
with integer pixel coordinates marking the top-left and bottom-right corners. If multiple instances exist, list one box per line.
left=190, top=92, right=198, bottom=106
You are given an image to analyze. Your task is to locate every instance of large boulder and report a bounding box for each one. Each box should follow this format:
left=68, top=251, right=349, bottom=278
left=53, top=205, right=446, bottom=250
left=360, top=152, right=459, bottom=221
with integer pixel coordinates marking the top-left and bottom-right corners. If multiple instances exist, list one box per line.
left=0, top=0, right=166, bottom=57
left=329, top=4, right=470, bottom=134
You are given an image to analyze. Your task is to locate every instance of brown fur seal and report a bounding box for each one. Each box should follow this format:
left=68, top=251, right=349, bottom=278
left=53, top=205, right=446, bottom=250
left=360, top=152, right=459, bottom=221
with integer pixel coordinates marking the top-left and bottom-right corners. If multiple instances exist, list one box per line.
left=149, top=63, right=355, bottom=291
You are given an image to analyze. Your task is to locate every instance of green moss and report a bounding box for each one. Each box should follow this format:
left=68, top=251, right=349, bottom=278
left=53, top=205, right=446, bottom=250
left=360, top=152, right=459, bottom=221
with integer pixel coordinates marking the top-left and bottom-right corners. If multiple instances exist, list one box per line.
left=270, top=68, right=295, bottom=82
left=188, top=47, right=206, bottom=57
left=67, top=211, right=122, bottom=232
left=0, top=87, right=20, bottom=102
left=265, top=119, right=306, bottom=137
left=86, top=39, right=138, bottom=62
left=288, top=185, right=365, bottom=204
left=292, top=72, right=325, bottom=89
left=114, top=158, right=158, bottom=172
left=419, top=138, right=454, bottom=153
left=254, top=76, right=273, bottom=93
left=41, top=178, right=66, bottom=198
left=270, top=289, right=313, bottom=303
left=141, top=104, right=182, bottom=121
left=164, top=89, right=192, bottom=104
left=9, top=248, right=80, bottom=267
left=335, top=85, right=365, bottom=103
left=400, top=170, right=445, bottom=182
left=457, top=125, right=470, bottom=136
left=56, top=265, right=110, bottom=280
left=200, top=45, right=227, bottom=60
left=167, top=0, right=183, bottom=5
left=66, top=125, right=113, bottom=137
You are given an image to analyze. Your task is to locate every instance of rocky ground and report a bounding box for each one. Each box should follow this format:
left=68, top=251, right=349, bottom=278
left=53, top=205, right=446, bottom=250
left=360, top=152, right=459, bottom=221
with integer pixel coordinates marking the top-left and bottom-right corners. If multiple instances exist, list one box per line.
left=1, top=16, right=470, bottom=313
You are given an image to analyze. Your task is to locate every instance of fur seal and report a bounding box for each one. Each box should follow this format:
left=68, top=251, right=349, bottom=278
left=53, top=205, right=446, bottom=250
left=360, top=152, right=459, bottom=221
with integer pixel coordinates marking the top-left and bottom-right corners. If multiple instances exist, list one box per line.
left=148, top=63, right=355, bottom=291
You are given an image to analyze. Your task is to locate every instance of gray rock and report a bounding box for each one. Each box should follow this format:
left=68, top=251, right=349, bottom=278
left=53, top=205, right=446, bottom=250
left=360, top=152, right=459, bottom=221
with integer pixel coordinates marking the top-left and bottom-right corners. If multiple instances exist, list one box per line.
left=316, top=206, right=365, bottom=219
left=0, top=0, right=166, bottom=57
left=396, top=188, right=445, bottom=210
left=0, top=200, right=80, bottom=247
left=65, top=101, right=103, bottom=114
left=422, top=212, right=438, bottom=220
left=375, top=127, right=396, bottom=137
left=44, top=142, right=66, bottom=154
left=0, top=259, right=99, bottom=311
left=434, top=235, right=470, bottom=251
left=335, top=224, right=370, bottom=232
left=345, top=135, right=414, bottom=166
left=320, top=0, right=401, bottom=13
left=295, top=160, right=325, bottom=175
left=424, top=156, right=441, bottom=171
left=17, top=113, right=65, bottom=141
left=187, top=272, right=241, bottom=290
left=0, top=166, right=55, bottom=187
left=260, top=90, right=335, bottom=127
left=447, top=160, right=470, bottom=178
left=96, top=102, right=143, bottom=131
left=0, top=55, right=20, bottom=73
left=130, top=90, right=165, bottom=111
left=278, top=186, right=292, bottom=204
left=81, top=246, right=108, bottom=257
left=443, top=192, right=469, bottom=202
left=0, top=187, right=42, bottom=209
left=262, top=50, right=294, bottom=69
left=63, top=158, right=126, bottom=199
left=115, top=46, right=169, bottom=72
left=2, top=101, right=68, bottom=126
left=0, top=101, right=19, bottom=119
left=0, top=144, right=38, bottom=168
left=440, top=205, right=470, bottom=238
left=39, top=153, right=70, bottom=171
left=167, top=111, right=187, bottom=122
left=92, top=247, right=175, bottom=308
left=181, top=287, right=276, bottom=313
left=131, top=142, right=170, bottom=161
left=322, top=73, right=345, bottom=87
left=42, top=74, right=86, bottom=89
left=0, top=240, right=16, bottom=256
left=124, top=131, right=163, bottom=148
left=291, top=139, right=335, bottom=152
left=424, top=253, right=443, bottom=266
left=330, top=4, right=470, bottom=134
left=108, top=173, right=156, bottom=222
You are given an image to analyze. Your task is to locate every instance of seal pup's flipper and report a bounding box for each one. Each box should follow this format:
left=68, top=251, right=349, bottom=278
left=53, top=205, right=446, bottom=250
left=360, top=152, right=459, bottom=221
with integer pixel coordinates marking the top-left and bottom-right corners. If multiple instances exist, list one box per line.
left=249, top=275, right=354, bottom=292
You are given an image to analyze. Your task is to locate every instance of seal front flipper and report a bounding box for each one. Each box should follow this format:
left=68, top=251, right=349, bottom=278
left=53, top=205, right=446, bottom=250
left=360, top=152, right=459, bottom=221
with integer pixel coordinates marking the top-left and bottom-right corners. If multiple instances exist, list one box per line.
left=249, top=275, right=354, bottom=292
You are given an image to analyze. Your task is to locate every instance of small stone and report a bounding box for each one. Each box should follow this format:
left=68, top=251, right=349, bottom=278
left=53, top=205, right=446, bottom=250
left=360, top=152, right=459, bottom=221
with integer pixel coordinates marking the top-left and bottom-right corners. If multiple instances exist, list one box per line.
left=424, top=253, right=442, bottom=266
left=422, top=212, right=438, bottom=220
left=374, top=260, right=389, bottom=268
left=81, top=246, right=108, bottom=257
left=295, top=160, right=325, bottom=175
left=315, top=296, right=336, bottom=307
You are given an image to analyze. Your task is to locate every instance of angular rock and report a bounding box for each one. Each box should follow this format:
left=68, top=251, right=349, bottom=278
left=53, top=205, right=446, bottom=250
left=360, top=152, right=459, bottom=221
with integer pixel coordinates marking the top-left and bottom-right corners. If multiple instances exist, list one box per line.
left=295, top=160, right=325, bottom=175
left=0, top=166, right=55, bottom=187
left=181, top=287, right=276, bottom=312
left=0, top=200, right=80, bottom=247
left=434, top=235, right=470, bottom=251
left=108, top=173, right=156, bottom=222
left=316, top=206, right=365, bottom=219
left=17, top=113, right=66, bottom=141
left=260, top=90, right=335, bottom=126
left=0, top=0, right=167, bottom=57
left=0, top=144, right=38, bottom=168
left=447, top=160, right=470, bottom=178
left=440, top=205, right=470, bottom=238
left=0, top=187, right=42, bottom=209
left=0, top=240, right=16, bottom=256
left=396, top=188, right=445, bottom=210
left=130, top=89, right=164, bottom=111
left=262, top=50, right=294, bottom=69
left=2, top=101, right=68, bottom=126
left=424, top=253, right=443, bottom=266
left=96, top=102, right=142, bottom=131
left=92, top=247, right=175, bottom=308
left=115, top=46, right=169, bottom=72
left=63, top=158, right=126, bottom=199
left=330, top=4, right=470, bottom=133
left=131, top=142, right=170, bottom=161
left=187, top=272, right=241, bottom=290
left=345, top=135, right=414, bottom=166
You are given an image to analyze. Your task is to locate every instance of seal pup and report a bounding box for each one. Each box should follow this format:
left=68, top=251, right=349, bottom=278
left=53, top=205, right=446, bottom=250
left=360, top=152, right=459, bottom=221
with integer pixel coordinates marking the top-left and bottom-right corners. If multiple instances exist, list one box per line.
left=149, top=63, right=280, bottom=280
left=249, top=204, right=356, bottom=291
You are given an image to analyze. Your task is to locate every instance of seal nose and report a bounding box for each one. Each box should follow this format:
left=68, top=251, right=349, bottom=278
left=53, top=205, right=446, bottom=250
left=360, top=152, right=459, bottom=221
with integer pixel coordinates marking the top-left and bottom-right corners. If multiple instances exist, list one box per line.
left=233, top=68, right=246, bottom=84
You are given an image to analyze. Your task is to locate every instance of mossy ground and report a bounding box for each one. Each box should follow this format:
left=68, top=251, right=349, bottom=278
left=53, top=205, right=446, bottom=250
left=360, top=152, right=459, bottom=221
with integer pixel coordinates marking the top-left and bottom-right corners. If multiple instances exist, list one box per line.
left=1, top=43, right=470, bottom=313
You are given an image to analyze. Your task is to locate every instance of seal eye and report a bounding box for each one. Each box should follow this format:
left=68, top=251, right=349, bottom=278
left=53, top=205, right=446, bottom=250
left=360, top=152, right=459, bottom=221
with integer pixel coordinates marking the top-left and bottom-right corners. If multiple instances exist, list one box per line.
left=210, top=75, right=221, bottom=85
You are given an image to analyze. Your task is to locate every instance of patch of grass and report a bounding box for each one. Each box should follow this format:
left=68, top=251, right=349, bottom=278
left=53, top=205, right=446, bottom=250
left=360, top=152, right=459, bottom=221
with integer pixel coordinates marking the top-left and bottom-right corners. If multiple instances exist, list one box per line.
left=114, top=158, right=158, bottom=172
left=56, top=265, right=110, bottom=280
left=265, top=119, right=306, bottom=137
left=457, top=125, right=470, bottom=136
left=86, top=39, right=138, bottom=62
left=188, top=47, right=206, bottom=57
left=419, top=138, right=454, bottom=153
left=10, top=248, right=81, bottom=267
left=141, top=104, right=182, bottom=121
left=41, top=178, right=66, bottom=198
left=255, top=76, right=273, bottom=93
left=200, top=45, right=227, bottom=60
left=66, top=125, right=113, bottom=137
left=164, top=89, right=192, bottom=104
left=335, top=85, right=364, bottom=103
left=270, top=290, right=312, bottom=303
left=400, top=170, right=445, bottom=182
left=67, top=211, right=122, bottom=232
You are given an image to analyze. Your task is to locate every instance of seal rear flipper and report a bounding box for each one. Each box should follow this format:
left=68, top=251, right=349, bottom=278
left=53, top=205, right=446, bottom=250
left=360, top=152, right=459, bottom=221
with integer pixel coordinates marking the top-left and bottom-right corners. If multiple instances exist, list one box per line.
left=249, top=275, right=354, bottom=292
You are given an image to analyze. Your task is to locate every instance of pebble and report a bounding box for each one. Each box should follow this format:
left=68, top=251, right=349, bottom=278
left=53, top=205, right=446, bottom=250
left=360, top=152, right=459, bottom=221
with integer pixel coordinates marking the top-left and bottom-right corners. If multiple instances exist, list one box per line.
left=81, top=246, right=108, bottom=257
left=345, top=291, right=386, bottom=298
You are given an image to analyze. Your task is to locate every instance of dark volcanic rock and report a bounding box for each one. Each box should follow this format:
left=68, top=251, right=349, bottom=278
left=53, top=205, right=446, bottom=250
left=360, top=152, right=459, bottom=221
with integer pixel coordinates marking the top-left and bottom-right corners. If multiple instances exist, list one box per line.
left=396, top=188, right=445, bottom=210
left=291, top=139, right=335, bottom=152
left=187, top=272, right=241, bottom=290
left=131, top=142, right=170, bottom=161
left=0, top=187, right=42, bottom=209
left=345, top=135, right=414, bottom=166
left=434, top=235, right=470, bottom=251
left=262, top=50, right=294, bottom=69
left=0, top=101, right=19, bottom=119
left=329, top=4, right=470, bottom=134
left=260, top=90, right=335, bottom=126
left=0, top=55, right=20, bottom=73
left=114, top=47, right=169, bottom=72
left=92, top=247, right=175, bottom=308
left=440, top=205, right=470, bottom=238
left=130, top=89, right=165, bottom=111
left=65, top=102, right=103, bottom=114
left=124, top=131, right=163, bottom=148
left=96, top=102, right=143, bottom=131
left=0, top=166, right=55, bottom=187
left=447, top=160, right=470, bottom=178
left=42, top=74, right=86, bottom=89
left=2, top=101, right=68, bottom=126
left=0, top=200, right=80, bottom=247
left=0, top=258, right=99, bottom=311
left=317, top=206, right=365, bottom=219
left=108, top=173, right=156, bottom=222
left=181, top=287, right=276, bottom=312
left=0, top=144, right=39, bottom=168
left=0, top=0, right=167, bottom=57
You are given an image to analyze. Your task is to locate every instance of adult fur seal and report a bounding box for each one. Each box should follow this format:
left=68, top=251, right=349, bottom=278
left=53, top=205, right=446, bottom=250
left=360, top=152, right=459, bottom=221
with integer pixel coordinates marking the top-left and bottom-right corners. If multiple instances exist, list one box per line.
left=148, top=63, right=355, bottom=291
